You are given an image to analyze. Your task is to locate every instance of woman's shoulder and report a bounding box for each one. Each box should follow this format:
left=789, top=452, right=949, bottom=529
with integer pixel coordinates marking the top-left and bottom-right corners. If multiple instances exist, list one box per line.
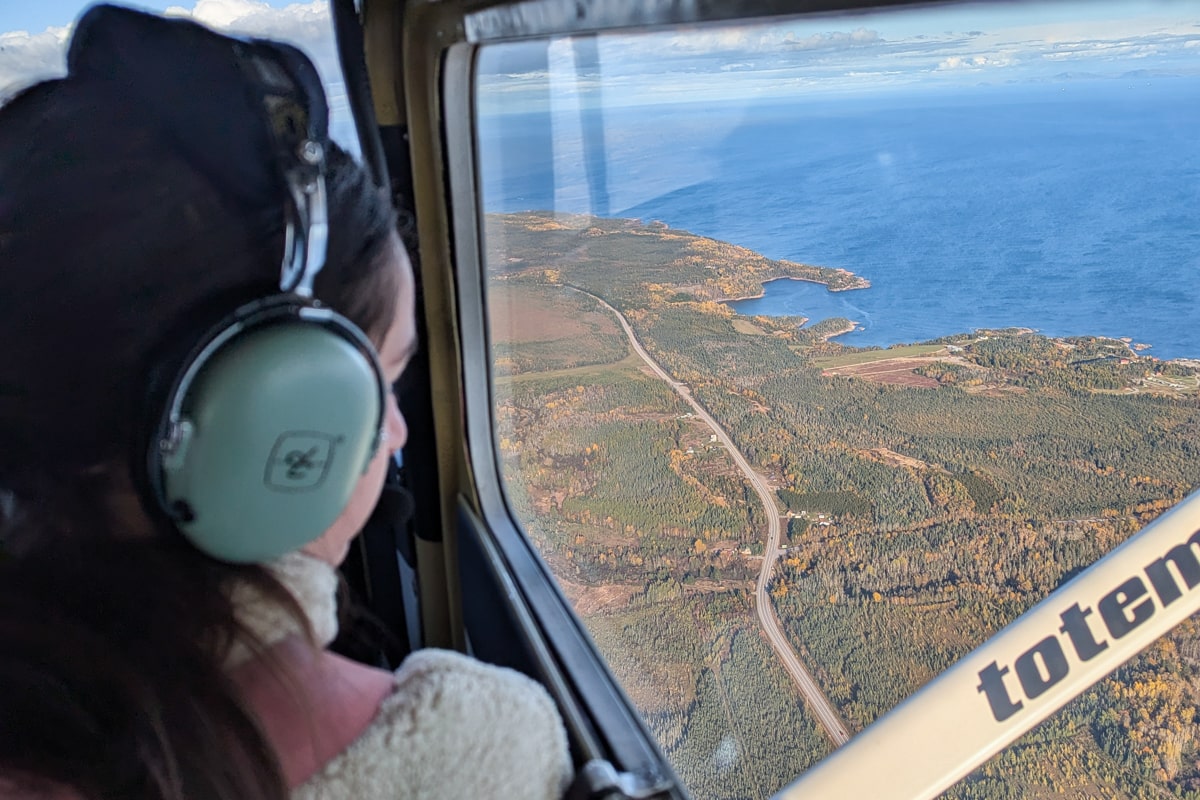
left=293, top=648, right=572, bottom=800
left=390, top=648, right=564, bottom=731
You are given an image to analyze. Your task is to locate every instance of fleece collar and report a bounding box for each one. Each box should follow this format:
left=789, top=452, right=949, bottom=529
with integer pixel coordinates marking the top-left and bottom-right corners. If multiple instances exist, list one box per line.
left=226, top=551, right=339, bottom=666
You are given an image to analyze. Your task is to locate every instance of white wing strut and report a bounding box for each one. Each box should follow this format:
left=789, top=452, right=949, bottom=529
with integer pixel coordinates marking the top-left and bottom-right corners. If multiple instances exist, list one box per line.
left=779, top=489, right=1200, bottom=799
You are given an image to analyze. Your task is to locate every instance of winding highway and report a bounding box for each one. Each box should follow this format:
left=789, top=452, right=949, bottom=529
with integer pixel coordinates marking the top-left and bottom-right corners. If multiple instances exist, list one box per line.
left=570, top=286, right=851, bottom=746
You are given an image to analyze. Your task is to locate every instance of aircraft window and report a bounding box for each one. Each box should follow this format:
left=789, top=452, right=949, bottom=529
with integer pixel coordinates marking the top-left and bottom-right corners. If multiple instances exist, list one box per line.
left=0, top=1, right=360, bottom=151
left=478, top=1, right=1200, bottom=797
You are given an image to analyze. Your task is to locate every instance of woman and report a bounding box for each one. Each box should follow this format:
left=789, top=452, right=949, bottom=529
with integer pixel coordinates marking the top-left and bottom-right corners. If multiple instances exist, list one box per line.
left=0, top=5, right=571, bottom=799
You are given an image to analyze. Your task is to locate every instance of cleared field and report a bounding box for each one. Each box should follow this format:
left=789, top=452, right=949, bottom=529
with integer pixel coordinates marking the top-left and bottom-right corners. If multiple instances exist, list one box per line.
left=732, top=318, right=770, bottom=336
left=491, top=281, right=620, bottom=341
left=823, top=357, right=949, bottom=388
left=494, top=352, right=643, bottom=385
left=813, top=343, right=946, bottom=368
left=1142, top=374, right=1200, bottom=395
left=490, top=281, right=629, bottom=374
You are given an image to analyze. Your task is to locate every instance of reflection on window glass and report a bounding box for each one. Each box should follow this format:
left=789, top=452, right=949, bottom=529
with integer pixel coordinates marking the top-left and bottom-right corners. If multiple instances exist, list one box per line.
left=478, top=2, right=1200, bottom=796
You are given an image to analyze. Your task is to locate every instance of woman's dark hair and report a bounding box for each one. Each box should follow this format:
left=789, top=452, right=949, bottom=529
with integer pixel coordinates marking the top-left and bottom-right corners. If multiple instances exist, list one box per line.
left=0, top=77, right=398, bottom=514
left=0, top=540, right=291, bottom=800
left=0, top=24, right=399, bottom=800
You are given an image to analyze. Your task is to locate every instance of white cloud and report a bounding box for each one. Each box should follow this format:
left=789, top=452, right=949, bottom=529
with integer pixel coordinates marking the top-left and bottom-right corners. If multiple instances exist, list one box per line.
left=665, top=27, right=759, bottom=53
left=1036, top=36, right=1178, bottom=62
left=166, top=0, right=330, bottom=43
left=165, top=0, right=275, bottom=28
left=781, top=27, right=881, bottom=50
left=657, top=25, right=881, bottom=56
left=936, top=54, right=1012, bottom=71
left=661, top=27, right=800, bottom=55
left=0, top=26, right=70, bottom=101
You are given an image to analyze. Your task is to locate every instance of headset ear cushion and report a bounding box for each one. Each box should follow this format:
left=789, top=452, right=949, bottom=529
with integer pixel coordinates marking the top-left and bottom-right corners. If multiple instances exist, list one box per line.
left=161, top=321, right=382, bottom=563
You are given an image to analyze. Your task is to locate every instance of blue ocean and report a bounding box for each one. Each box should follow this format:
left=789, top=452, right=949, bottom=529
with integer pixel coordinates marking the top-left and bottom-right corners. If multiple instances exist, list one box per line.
left=479, top=78, right=1200, bottom=359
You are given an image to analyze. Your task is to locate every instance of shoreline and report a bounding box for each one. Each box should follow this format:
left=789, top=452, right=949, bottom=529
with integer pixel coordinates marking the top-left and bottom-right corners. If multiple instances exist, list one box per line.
left=730, top=309, right=1191, bottom=363
left=816, top=320, right=859, bottom=342
left=722, top=275, right=871, bottom=304
left=832, top=331, right=1189, bottom=363
left=497, top=211, right=1194, bottom=362
left=720, top=282, right=1188, bottom=362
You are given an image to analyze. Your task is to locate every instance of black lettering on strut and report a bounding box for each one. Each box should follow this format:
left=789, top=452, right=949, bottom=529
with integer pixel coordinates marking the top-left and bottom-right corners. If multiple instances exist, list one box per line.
left=1099, top=576, right=1154, bottom=639
left=1059, top=603, right=1108, bottom=661
left=977, top=661, right=1023, bottom=722
left=977, top=525, right=1200, bottom=724
left=1144, top=534, right=1200, bottom=607
left=1015, top=636, right=1069, bottom=699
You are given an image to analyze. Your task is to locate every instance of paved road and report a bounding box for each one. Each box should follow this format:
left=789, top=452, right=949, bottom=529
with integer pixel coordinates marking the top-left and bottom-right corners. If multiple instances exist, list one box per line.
left=571, top=286, right=851, bottom=746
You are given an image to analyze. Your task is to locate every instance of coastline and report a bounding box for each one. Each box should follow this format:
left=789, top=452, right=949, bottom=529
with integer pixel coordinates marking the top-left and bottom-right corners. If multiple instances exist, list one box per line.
left=816, top=320, right=859, bottom=342
left=722, top=274, right=871, bottom=303
left=496, top=211, right=1195, bottom=362
left=724, top=287, right=1190, bottom=362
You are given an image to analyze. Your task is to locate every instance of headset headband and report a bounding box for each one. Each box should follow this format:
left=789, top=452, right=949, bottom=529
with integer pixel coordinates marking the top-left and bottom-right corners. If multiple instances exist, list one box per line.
left=70, top=6, right=332, bottom=298
left=231, top=40, right=330, bottom=297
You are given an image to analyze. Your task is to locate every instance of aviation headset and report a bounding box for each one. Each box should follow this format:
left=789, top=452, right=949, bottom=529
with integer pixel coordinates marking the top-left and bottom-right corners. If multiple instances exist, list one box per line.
left=68, top=6, right=388, bottom=563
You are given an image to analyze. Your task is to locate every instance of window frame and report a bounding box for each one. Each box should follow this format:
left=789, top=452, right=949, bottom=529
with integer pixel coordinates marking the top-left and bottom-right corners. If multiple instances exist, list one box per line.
left=440, top=33, right=688, bottom=789
left=425, top=1, right=952, bottom=778
left=399, top=1, right=1200, bottom=797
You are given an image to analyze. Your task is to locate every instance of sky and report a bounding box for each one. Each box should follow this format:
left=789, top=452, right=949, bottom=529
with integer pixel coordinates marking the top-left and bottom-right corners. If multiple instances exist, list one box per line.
left=3, top=0, right=1199, bottom=116
left=475, top=0, right=1200, bottom=110
left=0, top=0, right=312, bottom=35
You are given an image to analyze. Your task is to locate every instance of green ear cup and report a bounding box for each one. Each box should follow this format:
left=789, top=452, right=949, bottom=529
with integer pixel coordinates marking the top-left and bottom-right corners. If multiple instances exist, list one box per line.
left=160, top=321, right=382, bottom=563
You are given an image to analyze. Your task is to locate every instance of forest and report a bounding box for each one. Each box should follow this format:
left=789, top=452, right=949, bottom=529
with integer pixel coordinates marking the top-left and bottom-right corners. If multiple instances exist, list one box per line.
left=487, top=211, right=1200, bottom=799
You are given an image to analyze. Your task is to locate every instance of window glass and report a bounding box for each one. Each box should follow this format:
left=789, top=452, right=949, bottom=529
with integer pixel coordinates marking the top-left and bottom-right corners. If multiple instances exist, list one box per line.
left=479, top=2, right=1200, bottom=797
left=0, top=0, right=359, bottom=151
